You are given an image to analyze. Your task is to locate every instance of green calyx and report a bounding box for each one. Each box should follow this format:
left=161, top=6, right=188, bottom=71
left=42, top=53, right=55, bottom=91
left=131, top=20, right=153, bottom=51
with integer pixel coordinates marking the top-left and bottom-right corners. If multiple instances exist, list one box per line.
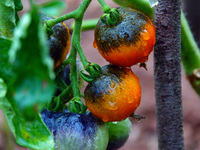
left=68, top=97, right=87, bottom=113
left=101, top=8, right=120, bottom=26
left=80, top=63, right=101, bottom=82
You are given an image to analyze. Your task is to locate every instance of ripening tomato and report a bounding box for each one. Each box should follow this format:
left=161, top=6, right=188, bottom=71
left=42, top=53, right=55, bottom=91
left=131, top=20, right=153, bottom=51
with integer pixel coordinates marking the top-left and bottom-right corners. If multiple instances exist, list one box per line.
left=94, top=7, right=155, bottom=67
left=84, top=64, right=141, bottom=122
left=40, top=14, right=71, bottom=69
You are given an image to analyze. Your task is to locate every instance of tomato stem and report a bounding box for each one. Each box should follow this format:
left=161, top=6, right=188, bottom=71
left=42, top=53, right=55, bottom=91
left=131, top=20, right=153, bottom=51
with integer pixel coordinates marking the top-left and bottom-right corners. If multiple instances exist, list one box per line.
left=45, top=0, right=91, bottom=28
left=45, top=0, right=93, bottom=113
left=57, top=85, right=73, bottom=104
left=97, top=0, right=111, bottom=13
left=68, top=12, right=88, bottom=101
left=70, top=19, right=99, bottom=32
left=46, top=0, right=113, bottom=111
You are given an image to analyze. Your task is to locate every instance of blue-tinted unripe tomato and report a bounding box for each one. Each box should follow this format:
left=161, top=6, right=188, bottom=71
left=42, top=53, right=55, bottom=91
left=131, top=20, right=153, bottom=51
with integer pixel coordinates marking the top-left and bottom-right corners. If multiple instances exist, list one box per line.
left=41, top=110, right=109, bottom=150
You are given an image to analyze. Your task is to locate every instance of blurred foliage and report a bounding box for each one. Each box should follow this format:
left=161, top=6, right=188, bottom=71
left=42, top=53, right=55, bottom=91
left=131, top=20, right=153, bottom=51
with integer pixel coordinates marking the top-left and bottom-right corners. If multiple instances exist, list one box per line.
left=38, top=0, right=67, bottom=16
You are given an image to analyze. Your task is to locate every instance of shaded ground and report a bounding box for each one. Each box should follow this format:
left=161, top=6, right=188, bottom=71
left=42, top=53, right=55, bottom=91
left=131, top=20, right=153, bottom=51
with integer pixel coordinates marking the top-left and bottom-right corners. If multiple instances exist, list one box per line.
left=1, top=0, right=200, bottom=150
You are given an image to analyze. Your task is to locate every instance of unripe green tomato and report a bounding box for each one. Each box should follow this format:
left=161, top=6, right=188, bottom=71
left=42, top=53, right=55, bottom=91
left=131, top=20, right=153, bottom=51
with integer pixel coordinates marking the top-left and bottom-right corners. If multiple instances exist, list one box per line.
left=41, top=109, right=109, bottom=150
left=106, top=118, right=132, bottom=150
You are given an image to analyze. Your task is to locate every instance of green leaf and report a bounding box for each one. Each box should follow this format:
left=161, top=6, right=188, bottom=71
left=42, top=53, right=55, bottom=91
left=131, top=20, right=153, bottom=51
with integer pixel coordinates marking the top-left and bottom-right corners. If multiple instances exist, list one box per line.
left=14, top=0, right=23, bottom=23
left=0, top=0, right=17, bottom=37
left=0, top=1, right=56, bottom=149
left=0, top=82, right=55, bottom=150
left=38, top=0, right=67, bottom=16
left=0, top=78, right=7, bottom=98
left=8, top=0, right=55, bottom=123
left=13, top=115, right=55, bottom=150
left=112, top=0, right=154, bottom=21
left=0, top=78, right=16, bottom=134
left=0, top=37, right=12, bottom=53
left=0, top=37, right=13, bottom=82
left=14, top=0, right=23, bottom=11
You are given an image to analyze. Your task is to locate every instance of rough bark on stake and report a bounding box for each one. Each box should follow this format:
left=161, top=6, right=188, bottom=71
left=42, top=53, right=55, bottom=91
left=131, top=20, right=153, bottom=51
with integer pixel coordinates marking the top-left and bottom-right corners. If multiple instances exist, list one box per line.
left=154, top=0, right=184, bottom=150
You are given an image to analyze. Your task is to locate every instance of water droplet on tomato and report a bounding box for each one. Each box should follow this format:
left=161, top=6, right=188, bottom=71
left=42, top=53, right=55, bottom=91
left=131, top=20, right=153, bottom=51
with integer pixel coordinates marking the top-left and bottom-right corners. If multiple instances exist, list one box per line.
left=102, top=117, right=109, bottom=122
left=104, top=100, right=118, bottom=110
left=141, top=29, right=150, bottom=40
left=93, top=40, right=97, bottom=48
left=108, top=101, right=116, bottom=107
left=88, top=139, right=92, bottom=147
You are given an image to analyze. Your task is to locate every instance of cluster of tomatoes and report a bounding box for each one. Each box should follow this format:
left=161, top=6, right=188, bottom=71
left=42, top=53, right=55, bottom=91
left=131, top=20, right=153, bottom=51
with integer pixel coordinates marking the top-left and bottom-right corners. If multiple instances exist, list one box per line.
left=86, top=7, right=155, bottom=122
left=41, top=7, right=155, bottom=150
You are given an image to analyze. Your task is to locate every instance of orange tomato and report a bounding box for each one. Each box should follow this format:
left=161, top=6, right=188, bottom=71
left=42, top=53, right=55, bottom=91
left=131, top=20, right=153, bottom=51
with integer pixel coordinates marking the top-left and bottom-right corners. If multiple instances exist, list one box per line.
left=84, top=65, right=141, bottom=122
left=94, top=7, right=155, bottom=67
left=49, top=22, right=70, bottom=69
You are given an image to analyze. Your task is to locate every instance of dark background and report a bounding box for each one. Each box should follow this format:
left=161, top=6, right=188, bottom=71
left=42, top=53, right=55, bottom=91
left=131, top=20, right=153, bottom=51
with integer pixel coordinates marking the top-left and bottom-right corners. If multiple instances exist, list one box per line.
left=0, top=0, right=200, bottom=150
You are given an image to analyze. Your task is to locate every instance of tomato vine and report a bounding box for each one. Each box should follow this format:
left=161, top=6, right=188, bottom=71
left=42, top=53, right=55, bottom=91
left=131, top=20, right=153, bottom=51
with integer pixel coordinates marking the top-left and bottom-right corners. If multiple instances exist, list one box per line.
left=0, top=0, right=199, bottom=149
left=43, top=0, right=122, bottom=113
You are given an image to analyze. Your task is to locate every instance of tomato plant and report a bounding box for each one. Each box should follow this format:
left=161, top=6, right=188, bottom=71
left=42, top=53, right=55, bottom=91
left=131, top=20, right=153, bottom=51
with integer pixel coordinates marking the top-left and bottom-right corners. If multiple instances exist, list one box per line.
left=0, top=0, right=197, bottom=149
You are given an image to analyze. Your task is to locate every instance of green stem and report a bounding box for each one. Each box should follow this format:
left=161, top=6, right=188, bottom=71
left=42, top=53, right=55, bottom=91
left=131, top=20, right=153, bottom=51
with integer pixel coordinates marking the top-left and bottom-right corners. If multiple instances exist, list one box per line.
left=48, top=0, right=92, bottom=98
left=45, top=0, right=103, bottom=113
left=76, top=42, right=90, bottom=67
left=59, top=85, right=73, bottom=103
left=45, top=12, right=74, bottom=28
left=54, top=75, right=68, bottom=91
left=68, top=45, right=79, bottom=98
left=70, top=19, right=99, bottom=31
left=68, top=1, right=92, bottom=99
left=97, top=0, right=111, bottom=13
left=45, top=0, right=92, bottom=28
left=181, top=12, right=200, bottom=75
left=181, top=12, right=200, bottom=96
